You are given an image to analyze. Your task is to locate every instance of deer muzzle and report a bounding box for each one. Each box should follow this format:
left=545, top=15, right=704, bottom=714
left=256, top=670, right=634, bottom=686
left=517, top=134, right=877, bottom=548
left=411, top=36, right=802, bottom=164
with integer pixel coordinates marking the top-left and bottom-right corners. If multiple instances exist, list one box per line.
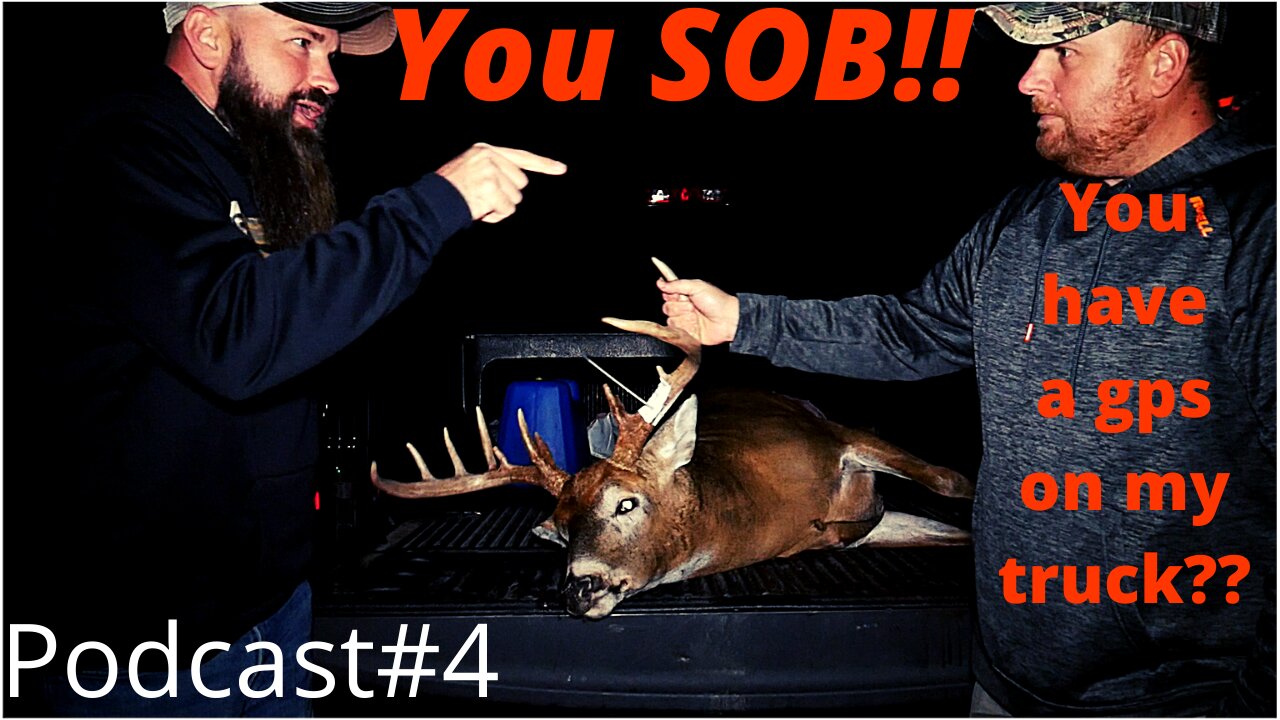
left=564, top=572, right=625, bottom=619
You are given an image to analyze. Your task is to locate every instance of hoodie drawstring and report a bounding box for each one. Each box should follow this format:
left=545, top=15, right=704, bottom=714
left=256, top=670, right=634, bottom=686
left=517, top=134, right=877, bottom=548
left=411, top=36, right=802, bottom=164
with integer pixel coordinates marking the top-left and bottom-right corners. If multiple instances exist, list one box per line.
left=1024, top=200, right=1068, bottom=343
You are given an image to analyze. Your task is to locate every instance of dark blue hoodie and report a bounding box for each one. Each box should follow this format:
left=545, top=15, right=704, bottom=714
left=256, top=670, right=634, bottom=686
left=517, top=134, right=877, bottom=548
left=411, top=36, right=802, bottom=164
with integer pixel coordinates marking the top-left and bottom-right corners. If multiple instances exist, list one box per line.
left=14, top=66, right=472, bottom=666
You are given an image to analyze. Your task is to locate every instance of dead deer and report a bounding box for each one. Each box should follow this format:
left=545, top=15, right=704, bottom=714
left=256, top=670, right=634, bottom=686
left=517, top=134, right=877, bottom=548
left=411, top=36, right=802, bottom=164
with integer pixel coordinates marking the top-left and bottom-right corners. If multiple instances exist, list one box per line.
left=371, top=263, right=973, bottom=619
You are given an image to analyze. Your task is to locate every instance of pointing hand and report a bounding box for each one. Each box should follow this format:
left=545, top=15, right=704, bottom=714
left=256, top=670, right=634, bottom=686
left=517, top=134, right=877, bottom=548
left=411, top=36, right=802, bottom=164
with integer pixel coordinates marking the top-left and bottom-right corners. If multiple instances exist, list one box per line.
left=436, top=143, right=567, bottom=223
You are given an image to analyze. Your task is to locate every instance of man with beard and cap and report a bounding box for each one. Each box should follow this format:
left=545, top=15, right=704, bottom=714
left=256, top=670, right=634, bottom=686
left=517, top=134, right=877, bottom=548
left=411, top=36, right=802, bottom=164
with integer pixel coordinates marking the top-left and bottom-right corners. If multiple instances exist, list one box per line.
left=9, top=2, right=563, bottom=716
left=656, top=3, right=1274, bottom=716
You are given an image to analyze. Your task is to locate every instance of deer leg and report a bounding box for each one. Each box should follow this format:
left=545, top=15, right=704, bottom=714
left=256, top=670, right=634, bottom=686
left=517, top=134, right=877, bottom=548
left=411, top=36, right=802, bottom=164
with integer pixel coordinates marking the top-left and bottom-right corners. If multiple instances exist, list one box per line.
left=832, top=426, right=974, bottom=499
left=820, top=465, right=971, bottom=549
left=820, top=468, right=886, bottom=548
left=852, top=512, right=971, bottom=548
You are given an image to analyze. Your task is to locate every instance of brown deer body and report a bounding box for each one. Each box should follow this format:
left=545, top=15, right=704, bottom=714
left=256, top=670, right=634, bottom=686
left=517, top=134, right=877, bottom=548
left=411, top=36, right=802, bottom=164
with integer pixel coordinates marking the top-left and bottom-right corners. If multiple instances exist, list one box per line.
left=372, top=263, right=973, bottom=619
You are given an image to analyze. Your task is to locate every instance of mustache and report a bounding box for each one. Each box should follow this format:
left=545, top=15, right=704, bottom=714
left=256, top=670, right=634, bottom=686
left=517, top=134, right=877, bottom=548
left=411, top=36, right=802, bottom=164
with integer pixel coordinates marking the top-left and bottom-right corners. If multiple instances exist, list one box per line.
left=1031, top=98, right=1061, bottom=116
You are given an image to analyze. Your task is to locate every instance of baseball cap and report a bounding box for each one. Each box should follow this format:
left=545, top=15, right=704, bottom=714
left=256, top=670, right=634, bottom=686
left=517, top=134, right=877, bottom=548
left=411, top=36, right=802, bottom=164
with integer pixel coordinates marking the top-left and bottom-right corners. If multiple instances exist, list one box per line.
left=163, top=2, right=397, bottom=55
left=978, top=3, right=1225, bottom=46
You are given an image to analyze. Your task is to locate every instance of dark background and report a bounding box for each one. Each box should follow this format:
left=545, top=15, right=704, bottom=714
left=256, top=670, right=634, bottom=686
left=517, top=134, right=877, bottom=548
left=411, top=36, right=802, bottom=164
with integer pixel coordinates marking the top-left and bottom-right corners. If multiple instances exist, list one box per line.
left=4, top=0, right=1274, bottom=574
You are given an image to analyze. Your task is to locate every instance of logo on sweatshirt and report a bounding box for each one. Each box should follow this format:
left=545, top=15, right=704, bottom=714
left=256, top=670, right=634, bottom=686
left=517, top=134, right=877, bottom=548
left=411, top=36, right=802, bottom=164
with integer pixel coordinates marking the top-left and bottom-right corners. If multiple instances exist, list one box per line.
left=1189, top=196, right=1214, bottom=238
left=230, top=200, right=271, bottom=257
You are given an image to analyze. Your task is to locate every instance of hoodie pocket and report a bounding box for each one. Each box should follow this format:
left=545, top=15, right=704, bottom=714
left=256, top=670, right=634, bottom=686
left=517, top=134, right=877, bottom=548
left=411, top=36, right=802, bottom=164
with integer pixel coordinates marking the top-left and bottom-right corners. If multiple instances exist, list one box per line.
left=1100, top=505, right=1161, bottom=654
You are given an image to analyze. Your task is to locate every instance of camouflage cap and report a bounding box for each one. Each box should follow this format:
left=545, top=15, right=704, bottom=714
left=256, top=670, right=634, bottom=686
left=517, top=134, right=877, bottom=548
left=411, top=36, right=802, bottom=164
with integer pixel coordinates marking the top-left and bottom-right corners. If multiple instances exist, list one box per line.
left=978, top=3, right=1225, bottom=46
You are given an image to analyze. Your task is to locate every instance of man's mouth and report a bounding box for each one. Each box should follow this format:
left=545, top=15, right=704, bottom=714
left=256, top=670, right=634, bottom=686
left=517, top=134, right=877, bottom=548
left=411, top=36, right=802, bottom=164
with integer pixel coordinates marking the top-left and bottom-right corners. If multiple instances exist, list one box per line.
left=293, top=100, right=325, bottom=129
left=1036, top=113, right=1064, bottom=130
left=1031, top=100, right=1062, bottom=127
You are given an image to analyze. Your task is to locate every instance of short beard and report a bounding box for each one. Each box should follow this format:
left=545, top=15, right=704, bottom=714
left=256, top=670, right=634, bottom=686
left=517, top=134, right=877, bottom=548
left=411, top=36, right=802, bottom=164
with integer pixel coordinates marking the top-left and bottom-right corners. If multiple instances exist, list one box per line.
left=1032, top=48, right=1156, bottom=177
left=215, top=41, right=337, bottom=251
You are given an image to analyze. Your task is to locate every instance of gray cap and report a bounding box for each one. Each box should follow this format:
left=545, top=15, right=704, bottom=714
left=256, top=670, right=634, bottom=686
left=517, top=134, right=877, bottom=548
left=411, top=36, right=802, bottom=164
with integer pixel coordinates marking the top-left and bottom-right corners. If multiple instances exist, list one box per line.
left=978, top=3, right=1225, bottom=46
left=163, top=2, right=397, bottom=56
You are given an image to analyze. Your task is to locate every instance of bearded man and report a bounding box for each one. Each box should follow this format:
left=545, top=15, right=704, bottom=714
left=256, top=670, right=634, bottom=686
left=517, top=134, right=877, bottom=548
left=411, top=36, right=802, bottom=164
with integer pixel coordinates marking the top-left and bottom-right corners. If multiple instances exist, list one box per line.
left=657, top=4, right=1274, bottom=715
left=10, top=2, right=563, bottom=715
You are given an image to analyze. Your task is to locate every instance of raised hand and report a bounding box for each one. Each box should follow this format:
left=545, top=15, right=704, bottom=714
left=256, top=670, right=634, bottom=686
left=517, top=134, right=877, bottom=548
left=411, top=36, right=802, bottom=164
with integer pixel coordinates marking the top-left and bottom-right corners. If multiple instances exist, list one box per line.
left=657, top=274, right=739, bottom=346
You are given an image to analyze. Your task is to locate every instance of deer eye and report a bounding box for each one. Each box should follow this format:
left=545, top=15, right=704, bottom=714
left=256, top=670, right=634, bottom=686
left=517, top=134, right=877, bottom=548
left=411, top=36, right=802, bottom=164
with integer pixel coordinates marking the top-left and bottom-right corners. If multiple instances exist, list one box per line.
left=615, top=498, right=639, bottom=516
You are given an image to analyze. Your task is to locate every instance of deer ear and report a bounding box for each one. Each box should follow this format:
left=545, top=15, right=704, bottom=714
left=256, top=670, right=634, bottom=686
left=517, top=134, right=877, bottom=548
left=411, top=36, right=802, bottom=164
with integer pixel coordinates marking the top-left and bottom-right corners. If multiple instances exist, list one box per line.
left=639, top=395, right=698, bottom=478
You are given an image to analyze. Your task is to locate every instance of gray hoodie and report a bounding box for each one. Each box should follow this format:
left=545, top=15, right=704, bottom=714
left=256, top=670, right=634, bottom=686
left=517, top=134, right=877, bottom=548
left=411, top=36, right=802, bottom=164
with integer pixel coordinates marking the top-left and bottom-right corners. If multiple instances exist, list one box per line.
left=732, top=123, right=1275, bottom=715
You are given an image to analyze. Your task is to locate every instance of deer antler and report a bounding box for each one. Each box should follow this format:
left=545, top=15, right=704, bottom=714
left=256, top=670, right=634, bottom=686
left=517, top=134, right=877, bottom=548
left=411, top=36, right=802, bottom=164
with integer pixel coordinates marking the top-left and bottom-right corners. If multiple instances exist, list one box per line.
left=597, top=257, right=702, bottom=467
left=370, top=406, right=571, bottom=499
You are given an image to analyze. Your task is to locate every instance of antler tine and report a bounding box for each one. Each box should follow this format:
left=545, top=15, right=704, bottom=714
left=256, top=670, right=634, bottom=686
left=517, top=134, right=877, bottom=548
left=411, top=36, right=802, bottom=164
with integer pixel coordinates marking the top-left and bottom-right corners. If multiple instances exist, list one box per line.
left=370, top=409, right=564, bottom=499
left=516, top=409, right=571, bottom=495
left=602, top=382, right=627, bottom=419
left=601, top=383, right=653, bottom=468
left=595, top=258, right=702, bottom=464
left=476, top=406, right=497, bottom=471
left=442, top=428, right=466, bottom=476
left=651, top=256, right=679, bottom=282
left=600, top=317, right=701, bottom=425
left=405, top=442, right=436, bottom=480
left=493, top=446, right=513, bottom=467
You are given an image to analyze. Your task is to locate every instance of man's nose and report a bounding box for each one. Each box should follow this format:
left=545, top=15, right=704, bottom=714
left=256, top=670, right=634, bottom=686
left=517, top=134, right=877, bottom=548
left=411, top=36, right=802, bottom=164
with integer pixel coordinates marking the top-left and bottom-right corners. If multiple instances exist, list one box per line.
left=310, top=56, right=340, bottom=96
left=1017, top=50, right=1054, bottom=97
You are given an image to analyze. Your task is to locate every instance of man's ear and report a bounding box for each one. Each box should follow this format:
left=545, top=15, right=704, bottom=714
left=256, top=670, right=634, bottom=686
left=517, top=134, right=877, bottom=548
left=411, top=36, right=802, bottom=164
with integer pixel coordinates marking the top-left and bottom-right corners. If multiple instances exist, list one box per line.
left=181, top=6, right=233, bottom=71
left=1147, top=32, right=1191, bottom=99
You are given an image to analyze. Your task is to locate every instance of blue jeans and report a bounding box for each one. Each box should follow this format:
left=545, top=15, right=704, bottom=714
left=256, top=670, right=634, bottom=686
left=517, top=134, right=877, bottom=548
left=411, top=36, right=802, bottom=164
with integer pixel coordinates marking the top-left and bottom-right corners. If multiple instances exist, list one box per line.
left=35, top=582, right=312, bottom=717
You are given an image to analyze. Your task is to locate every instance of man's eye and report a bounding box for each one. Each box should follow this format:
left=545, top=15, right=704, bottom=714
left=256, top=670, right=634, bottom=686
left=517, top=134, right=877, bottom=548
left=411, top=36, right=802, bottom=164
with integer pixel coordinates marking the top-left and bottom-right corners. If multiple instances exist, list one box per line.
left=616, top=498, right=638, bottom=516
left=291, top=38, right=312, bottom=49
left=1055, top=47, right=1074, bottom=60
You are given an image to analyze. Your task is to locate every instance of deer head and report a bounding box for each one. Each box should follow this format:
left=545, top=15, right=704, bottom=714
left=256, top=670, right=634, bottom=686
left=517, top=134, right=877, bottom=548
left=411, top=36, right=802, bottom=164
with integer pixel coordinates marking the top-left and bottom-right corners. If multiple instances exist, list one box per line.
left=371, top=313, right=705, bottom=618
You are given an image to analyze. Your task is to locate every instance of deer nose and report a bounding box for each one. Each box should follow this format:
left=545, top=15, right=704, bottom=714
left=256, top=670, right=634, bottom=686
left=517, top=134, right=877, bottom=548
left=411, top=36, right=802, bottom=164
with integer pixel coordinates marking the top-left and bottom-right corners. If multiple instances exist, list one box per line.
left=566, top=573, right=605, bottom=600
left=564, top=573, right=609, bottom=617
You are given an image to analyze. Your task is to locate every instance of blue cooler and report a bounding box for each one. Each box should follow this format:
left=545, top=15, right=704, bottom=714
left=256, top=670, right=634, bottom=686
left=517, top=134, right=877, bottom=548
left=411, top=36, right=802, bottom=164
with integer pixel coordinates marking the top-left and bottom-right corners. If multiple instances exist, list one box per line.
left=497, top=379, right=586, bottom=473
